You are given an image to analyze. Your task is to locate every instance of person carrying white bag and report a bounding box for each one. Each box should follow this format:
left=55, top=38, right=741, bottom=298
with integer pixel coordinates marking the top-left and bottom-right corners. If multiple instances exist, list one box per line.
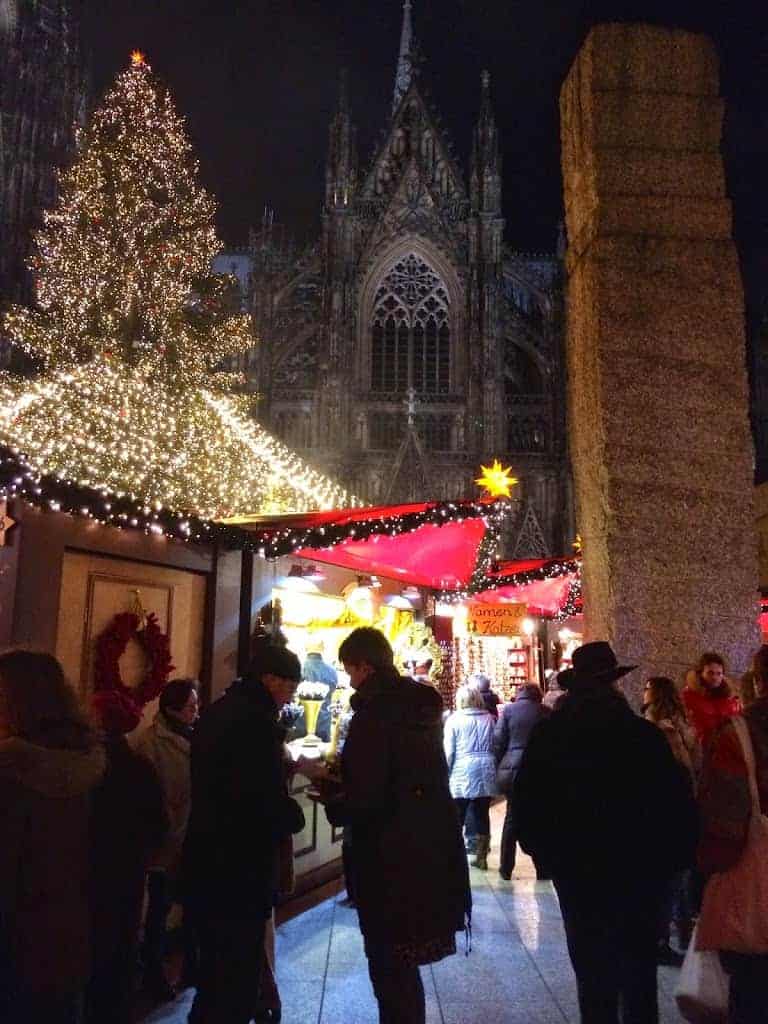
left=692, top=644, right=768, bottom=1024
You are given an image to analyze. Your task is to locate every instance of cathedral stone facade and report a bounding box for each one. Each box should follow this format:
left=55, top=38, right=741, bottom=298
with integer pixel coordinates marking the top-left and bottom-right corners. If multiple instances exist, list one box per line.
left=222, top=4, right=572, bottom=557
left=1, top=0, right=85, bottom=307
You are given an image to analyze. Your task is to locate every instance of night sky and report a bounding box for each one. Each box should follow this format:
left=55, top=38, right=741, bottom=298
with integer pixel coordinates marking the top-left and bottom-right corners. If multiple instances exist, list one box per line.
left=84, top=1, right=768, bottom=281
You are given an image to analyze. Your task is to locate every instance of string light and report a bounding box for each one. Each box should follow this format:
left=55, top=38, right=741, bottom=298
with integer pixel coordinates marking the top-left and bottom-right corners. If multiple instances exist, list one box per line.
left=3, top=52, right=252, bottom=390
left=0, top=361, right=352, bottom=520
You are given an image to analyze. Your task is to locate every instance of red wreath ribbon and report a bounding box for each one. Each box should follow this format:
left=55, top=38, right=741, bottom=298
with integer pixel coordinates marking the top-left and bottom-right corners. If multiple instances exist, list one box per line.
left=93, top=610, right=175, bottom=708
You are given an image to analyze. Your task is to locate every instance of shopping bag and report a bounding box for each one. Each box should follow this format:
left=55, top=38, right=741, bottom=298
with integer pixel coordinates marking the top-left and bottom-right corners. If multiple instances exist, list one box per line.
left=675, top=925, right=729, bottom=1024
left=697, top=717, right=768, bottom=954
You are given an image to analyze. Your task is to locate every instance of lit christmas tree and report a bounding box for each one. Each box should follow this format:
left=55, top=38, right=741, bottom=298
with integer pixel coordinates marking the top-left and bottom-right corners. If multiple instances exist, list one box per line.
left=5, top=50, right=250, bottom=388
left=0, top=53, right=356, bottom=520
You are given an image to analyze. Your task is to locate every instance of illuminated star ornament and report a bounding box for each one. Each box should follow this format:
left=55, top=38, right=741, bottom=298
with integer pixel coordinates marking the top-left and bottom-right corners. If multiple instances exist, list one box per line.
left=475, top=459, right=518, bottom=499
left=130, top=50, right=146, bottom=67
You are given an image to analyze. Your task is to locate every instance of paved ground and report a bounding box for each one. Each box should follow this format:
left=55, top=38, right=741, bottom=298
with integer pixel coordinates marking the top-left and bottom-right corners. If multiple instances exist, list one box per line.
left=145, top=803, right=686, bottom=1023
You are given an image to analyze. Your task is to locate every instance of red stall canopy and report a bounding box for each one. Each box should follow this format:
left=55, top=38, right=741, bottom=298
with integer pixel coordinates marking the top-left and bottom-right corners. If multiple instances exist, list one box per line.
left=472, top=556, right=582, bottom=617
left=227, top=497, right=504, bottom=591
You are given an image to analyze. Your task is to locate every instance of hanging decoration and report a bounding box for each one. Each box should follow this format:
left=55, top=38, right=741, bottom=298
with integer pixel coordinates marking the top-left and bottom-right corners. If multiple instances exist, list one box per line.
left=93, top=602, right=174, bottom=708
left=475, top=459, right=518, bottom=499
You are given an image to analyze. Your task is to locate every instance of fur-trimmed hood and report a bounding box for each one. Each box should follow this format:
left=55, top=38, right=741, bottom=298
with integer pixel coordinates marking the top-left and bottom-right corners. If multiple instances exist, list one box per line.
left=0, top=736, right=105, bottom=799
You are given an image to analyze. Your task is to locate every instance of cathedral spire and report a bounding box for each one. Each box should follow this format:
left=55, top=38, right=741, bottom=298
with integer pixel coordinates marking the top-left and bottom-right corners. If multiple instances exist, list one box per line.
left=325, top=68, right=357, bottom=209
left=471, top=69, right=501, bottom=214
left=392, top=0, right=414, bottom=113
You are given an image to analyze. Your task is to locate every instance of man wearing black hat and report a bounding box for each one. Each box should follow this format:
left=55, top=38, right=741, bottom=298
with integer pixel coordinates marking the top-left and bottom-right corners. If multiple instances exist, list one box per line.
left=515, top=642, right=697, bottom=1024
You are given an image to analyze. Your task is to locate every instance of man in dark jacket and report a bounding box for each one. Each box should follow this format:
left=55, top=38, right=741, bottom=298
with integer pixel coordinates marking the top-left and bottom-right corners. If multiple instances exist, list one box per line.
left=515, top=642, right=697, bottom=1024
left=309, top=627, right=470, bottom=1024
left=183, top=642, right=305, bottom=1024
left=493, top=681, right=548, bottom=880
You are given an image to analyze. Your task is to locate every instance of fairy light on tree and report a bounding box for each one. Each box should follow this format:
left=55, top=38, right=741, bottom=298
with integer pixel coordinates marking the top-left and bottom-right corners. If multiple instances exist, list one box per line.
left=4, top=51, right=251, bottom=388
left=0, top=53, right=356, bottom=519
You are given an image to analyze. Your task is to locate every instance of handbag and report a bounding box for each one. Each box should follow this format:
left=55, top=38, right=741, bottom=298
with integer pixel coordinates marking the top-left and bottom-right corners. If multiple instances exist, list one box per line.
left=697, top=716, right=768, bottom=954
left=675, top=924, right=729, bottom=1024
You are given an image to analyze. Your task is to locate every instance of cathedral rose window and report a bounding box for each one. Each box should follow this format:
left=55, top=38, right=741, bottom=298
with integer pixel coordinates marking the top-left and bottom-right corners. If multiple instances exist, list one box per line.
left=370, top=253, right=450, bottom=394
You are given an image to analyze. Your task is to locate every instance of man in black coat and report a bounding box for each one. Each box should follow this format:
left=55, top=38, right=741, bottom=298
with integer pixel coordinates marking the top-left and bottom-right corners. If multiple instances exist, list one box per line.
left=308, top=627, right=470, bottom=1024
left=183, top=642, right=305, bottom=1024
left=515, top=642, right=697, bottom=1024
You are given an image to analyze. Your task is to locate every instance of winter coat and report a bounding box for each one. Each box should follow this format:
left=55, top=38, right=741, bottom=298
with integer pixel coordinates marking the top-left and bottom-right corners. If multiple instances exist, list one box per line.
left=90, top=735, right=168, bottom=967
left=182, top=678, right=305, bottom=920
left=325, top=670, right=470, bottom=957
left=0, top=736, right=105, bottom=996
left=683, top=685, right=741, bottom=749
left=698, top=696, right=768, bottom=875
left=643, top=708, right=700, bottom=782
left=443, top=707, right=497, bottom=799
left=493, top=692, right=548, bottom=794
left=132, top=710, right=192, bottom=873
left=515, top=690, right=698, bottom=891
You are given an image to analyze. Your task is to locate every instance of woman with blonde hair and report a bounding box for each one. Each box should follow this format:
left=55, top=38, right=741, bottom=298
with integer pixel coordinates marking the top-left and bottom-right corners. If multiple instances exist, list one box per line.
left=643, top=677, right=700, bottom=780
left=683, top=651, right=741, bottom=749
left=0, top=650, right=105, bottom=1024
left=443, top=684, right=497, bottom=869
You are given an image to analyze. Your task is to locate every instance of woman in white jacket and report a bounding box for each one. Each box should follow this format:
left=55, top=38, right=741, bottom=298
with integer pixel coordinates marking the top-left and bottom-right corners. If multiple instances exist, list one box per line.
left=443, top=685, right=497, bottom=869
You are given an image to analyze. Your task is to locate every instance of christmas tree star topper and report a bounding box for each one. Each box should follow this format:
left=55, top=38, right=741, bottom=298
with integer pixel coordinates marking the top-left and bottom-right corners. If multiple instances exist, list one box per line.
left=130, top=50, right=146, bottom=67
left=475, top=459, right=518, bottom=498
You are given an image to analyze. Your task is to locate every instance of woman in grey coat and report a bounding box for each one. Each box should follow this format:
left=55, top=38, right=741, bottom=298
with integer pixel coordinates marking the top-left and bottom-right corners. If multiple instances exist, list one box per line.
left=443, top=685, right=497, bottom=869
left=493, top=682, right=549, bottom=879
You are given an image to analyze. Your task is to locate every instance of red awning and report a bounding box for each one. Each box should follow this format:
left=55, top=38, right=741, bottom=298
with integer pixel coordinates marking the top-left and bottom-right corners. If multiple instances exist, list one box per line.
left=231, top=497, right=503, bottom=590
left=472, top=556, right=581, bottom=617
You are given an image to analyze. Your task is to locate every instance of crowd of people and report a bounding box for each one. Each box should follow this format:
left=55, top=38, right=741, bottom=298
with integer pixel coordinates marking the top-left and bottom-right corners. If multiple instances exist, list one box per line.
left=0, top=632, right=766, bottom=1024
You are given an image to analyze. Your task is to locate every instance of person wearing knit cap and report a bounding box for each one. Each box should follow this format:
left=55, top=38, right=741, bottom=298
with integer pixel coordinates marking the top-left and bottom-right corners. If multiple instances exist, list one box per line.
left=183, top=639, right=305, bottom=1024
left=87, top=690, right=167, bottom=1024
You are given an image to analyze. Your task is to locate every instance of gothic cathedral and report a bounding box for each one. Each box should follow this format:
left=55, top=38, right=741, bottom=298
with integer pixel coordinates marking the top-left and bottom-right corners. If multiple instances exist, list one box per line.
left=220, top=2, right=572, bottom=557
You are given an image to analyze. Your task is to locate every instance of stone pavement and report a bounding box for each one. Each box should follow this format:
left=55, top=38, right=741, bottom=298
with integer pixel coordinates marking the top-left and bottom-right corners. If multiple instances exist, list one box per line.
left=144, top=804, right=687, bottom=1023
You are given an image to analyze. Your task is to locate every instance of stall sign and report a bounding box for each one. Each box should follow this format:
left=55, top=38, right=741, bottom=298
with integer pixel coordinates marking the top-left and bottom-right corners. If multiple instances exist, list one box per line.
left=467, top=603, right=528, bottom=636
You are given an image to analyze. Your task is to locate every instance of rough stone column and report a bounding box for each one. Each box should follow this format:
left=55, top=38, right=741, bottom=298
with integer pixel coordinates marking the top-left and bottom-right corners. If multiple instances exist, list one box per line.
left=561, top=23, right=759, bottom=695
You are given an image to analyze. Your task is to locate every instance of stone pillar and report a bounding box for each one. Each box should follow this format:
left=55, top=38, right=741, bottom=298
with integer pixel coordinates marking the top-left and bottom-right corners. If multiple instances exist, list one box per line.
left=561, top=24, right=759, bottom=695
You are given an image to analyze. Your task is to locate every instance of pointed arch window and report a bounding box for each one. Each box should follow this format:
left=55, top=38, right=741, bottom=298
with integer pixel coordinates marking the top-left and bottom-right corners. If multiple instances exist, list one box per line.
left=370, top=254, right=450, bottom=394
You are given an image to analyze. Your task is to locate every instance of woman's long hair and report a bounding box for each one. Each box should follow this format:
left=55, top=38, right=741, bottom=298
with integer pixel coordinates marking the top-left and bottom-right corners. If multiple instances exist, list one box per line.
left=0, top=650, right=95, bottom=750
left=645, top=676, right=686, bottom=723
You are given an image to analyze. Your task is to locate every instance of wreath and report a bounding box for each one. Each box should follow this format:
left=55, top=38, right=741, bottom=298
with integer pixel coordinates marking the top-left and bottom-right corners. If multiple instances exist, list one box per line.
left=93, top=610, right=175, bottom=708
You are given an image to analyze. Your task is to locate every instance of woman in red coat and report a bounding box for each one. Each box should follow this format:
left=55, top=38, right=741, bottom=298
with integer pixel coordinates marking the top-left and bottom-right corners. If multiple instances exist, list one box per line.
left=683, top=651, right=741, bottom=749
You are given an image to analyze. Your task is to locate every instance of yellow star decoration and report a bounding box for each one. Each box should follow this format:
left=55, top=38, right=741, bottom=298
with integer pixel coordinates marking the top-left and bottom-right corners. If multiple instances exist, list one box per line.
left=130, top=50, right=146, bottom=67
left=573, top=533, right=583, bottom=555
left=475, top=459, right=518, bottom=499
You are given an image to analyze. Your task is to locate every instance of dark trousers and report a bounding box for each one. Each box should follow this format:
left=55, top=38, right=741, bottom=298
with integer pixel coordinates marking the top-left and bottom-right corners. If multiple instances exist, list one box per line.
left=454, top=796, right=491, bottom=835
left=144, top=870, right=199, bottom=986
left=720, top=951, right=768, bottom=1024
left=188, top=914, right=267, bottom=1024
left=500, top=795, right=518, bottom=875
left=367, top=949, right=425, bottom=1024
left=6, top=990, right=82, bottom=1024
left=555, top=879, right=660, bottom=1024
left=143, top=870, right=171, bottom=977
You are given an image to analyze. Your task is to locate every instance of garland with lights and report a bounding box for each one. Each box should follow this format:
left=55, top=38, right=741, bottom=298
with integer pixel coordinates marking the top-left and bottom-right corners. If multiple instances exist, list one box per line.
left=438, top=554, right=583, bottom=620
left=0, top=444, right=508, bottom=559
left=93, top=610, right=174, bottom=708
